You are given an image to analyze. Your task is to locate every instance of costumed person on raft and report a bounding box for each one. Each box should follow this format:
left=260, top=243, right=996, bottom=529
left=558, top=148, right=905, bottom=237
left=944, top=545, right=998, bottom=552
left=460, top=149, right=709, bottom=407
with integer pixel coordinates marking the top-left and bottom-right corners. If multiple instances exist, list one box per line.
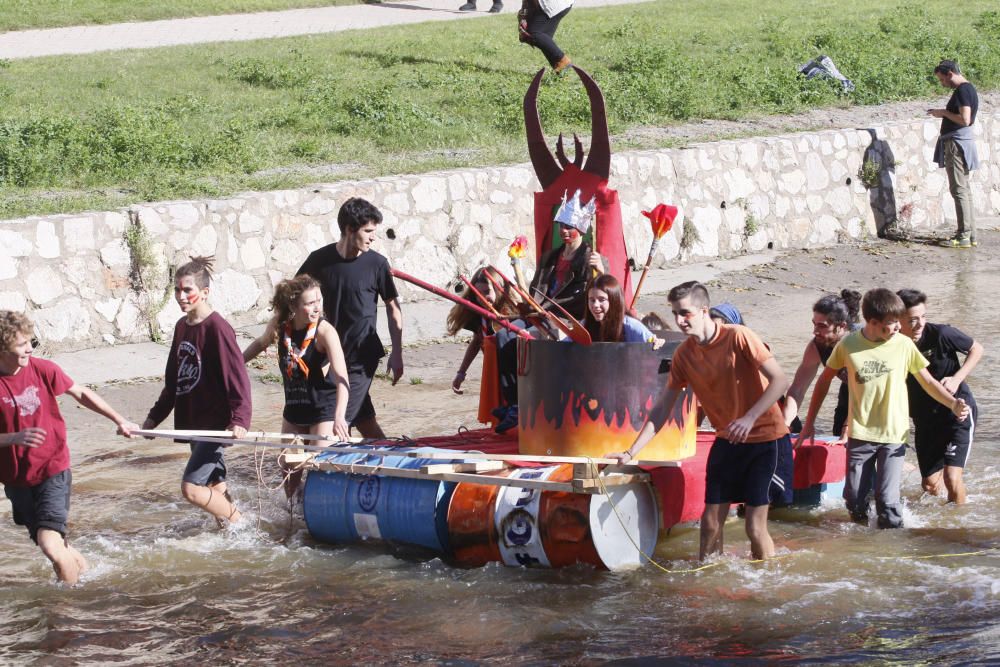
left=486, top=189, right=606, bottom=434
left=523, top=188, right=606, bottom=321
left=582, top=274, right=663, bottom=347
left=447, top=267, right=522, bottom=428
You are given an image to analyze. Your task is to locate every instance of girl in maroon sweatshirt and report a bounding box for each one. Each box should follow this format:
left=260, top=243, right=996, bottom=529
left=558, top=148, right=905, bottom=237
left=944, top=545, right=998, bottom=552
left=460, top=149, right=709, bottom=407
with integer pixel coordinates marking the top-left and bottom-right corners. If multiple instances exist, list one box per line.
left=143, top=256, right=252, bottom=527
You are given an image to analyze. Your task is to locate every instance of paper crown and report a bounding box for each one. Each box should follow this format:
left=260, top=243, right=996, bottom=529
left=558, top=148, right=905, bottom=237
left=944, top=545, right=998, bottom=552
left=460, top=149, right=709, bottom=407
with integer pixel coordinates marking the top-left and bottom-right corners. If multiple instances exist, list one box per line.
left=554, top=189, right=596, bottom=234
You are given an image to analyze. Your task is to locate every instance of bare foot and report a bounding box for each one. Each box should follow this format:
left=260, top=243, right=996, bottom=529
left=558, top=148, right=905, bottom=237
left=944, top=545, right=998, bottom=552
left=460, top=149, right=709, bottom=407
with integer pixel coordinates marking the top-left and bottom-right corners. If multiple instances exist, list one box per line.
left=52, top=554, right=81, bottom=585
left=68, top=545, right=89, bottom=574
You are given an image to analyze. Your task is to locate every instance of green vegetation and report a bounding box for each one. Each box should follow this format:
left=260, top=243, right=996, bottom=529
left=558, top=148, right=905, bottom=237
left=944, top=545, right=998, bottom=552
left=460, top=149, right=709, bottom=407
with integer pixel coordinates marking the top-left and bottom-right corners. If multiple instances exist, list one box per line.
left=859, top=158, right=883, bottom=189
left=2, top=1, right=1000, bottom=218
left=0, top=0, right=359, bottom=32
left=680, top=219, right=700, bottom=251
left=122, top=213, right=171, bottom=341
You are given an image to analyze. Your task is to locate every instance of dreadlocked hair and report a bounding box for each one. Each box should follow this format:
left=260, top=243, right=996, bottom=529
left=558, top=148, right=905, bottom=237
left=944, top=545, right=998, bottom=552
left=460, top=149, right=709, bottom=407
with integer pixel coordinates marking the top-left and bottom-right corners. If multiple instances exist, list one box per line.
left=175, top=255, right=215, bottom=289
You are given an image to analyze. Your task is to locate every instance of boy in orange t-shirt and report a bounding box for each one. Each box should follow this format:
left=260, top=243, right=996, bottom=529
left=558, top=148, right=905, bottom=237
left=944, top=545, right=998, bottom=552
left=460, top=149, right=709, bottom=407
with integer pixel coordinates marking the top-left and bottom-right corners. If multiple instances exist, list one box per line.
left=607, top=282, right=790, bottom=561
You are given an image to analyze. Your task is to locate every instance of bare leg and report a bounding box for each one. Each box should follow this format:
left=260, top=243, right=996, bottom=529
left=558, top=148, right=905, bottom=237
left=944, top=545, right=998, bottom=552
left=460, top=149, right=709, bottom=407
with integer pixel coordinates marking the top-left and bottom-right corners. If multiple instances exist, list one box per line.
left=943, top=466, right=967, bottom=504
left=279, top=419, right=334, bottom=499
left=922, top=470, right=946, bottom=497
left=181, top=481, right=242, bottom=525
left=37, top=528, right=86, bottom=585
left=699, top=503, right=730, bottom=560
left=744, top=505, right=775, bottom=560
left=353, top=416, right=385, bottom=439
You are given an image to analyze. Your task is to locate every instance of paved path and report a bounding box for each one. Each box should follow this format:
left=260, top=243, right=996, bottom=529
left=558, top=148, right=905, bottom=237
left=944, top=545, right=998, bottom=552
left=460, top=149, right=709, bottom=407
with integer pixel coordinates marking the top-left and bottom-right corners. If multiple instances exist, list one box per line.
left=0, top=0, right=651, bottom=60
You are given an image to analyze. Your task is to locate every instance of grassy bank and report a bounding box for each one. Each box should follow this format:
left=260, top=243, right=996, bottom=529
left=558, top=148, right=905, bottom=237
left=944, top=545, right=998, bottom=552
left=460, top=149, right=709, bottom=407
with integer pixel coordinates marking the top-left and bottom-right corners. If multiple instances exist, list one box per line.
left=0, top=1, right=360, bottom=32
left=1, top=1, right=999, bottom=218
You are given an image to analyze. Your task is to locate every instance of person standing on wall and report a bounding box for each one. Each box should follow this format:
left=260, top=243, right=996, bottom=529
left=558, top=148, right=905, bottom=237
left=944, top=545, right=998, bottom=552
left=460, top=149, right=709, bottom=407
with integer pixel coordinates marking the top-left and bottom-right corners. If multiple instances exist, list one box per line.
left=928, top=59, right=979, bottom=248
left=297, top=198, right=404, bottom=439
left=518, top=0, right=574, bottom=73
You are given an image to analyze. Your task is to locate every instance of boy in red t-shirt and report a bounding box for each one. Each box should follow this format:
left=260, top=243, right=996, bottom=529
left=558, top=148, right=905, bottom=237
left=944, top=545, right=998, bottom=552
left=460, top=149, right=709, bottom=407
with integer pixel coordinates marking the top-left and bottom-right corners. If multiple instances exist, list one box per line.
left=0, top=311, right=138, bottom=584
left=607, top=282, right=790, bottom=561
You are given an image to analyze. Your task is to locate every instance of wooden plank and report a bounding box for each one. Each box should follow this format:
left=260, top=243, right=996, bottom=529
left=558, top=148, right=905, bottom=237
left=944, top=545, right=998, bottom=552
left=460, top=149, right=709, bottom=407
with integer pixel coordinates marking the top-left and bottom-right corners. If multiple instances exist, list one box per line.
left=280, top=452, right=315, bottom=465
left=313, top=461, right=592, bottom=494
left=421, top=461, right=506, bottom=474
left=572, top=473, right=650, bottom=490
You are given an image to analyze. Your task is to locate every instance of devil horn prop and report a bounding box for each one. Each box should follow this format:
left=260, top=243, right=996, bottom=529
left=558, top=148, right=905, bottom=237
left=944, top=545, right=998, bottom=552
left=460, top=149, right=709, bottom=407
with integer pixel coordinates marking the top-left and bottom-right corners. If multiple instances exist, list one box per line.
left=555, top=133, right=570, bottom=169
left=524, top=68, right=561, bottom=189
left=571, top=133, right=584, bottom=169
left=572, top=65, right=611, bottom=181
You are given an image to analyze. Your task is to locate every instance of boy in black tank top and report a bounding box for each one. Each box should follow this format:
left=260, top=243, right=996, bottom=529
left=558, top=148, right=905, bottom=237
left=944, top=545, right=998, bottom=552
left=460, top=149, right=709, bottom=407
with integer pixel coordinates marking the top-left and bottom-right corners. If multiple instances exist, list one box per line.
left=244, top=276, right=351, bottom=441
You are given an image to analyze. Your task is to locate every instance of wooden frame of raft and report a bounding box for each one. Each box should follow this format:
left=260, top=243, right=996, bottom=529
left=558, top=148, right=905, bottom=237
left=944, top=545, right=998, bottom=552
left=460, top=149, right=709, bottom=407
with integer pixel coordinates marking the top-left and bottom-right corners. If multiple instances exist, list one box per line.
left=135, top=430, right=677, bottom=495
left=285, top=452, right=659, bottom=495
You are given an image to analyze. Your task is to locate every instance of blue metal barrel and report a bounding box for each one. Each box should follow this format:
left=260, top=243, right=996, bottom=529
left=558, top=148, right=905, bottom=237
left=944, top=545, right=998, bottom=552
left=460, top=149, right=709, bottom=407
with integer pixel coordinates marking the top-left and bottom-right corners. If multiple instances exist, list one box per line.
left=303, top=447, right=459, bottom=556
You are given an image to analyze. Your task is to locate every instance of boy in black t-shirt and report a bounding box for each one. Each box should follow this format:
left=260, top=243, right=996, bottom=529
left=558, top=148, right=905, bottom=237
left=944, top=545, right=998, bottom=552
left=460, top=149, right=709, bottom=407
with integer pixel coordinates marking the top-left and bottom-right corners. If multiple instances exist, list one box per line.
left=898, top=289, right=983, bottom=504
left=298, top=198, right=403, bottom=438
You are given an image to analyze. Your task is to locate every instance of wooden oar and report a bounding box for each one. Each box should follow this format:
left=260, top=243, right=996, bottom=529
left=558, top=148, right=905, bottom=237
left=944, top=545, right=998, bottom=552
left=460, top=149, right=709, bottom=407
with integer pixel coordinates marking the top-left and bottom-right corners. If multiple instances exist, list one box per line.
left=479, top=268, right=556, bottom=340
left=532, top=289, right=593, bottom=345
left=487, top=265, right=592, bottom=345
left=391, top=268, right=533, bottom=339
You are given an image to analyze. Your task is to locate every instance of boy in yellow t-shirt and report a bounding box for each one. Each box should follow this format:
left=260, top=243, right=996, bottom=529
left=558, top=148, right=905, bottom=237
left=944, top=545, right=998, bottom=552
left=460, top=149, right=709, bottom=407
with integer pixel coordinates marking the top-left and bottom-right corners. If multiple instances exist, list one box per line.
left=798, top=289, right=970, bottom=528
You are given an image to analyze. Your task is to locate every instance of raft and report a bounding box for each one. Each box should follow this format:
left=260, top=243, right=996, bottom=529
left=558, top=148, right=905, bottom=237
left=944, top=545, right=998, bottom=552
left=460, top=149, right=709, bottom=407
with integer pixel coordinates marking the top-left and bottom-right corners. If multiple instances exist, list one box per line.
left=300, top=338, right=848, bottom=569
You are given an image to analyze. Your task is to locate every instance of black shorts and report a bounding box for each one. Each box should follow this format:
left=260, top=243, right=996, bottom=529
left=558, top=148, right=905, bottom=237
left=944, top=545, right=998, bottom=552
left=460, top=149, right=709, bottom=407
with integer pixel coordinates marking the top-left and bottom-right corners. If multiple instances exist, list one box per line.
left=283, top=403, right=337, bottom=427
left=182, top=441, right=228, bottom=486
left=913, top=402, right=977, bottom=478
left=345, top=360, right=378, bottom=427
left=4, top=468, right=72, bottom=543
left=705, top=436, right=791, bottom=507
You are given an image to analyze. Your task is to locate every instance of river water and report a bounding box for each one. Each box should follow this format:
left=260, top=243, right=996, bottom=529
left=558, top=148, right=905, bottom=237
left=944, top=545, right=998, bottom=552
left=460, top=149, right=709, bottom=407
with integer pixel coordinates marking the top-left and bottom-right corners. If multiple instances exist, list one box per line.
left=1, top=243, right=997, bottom=664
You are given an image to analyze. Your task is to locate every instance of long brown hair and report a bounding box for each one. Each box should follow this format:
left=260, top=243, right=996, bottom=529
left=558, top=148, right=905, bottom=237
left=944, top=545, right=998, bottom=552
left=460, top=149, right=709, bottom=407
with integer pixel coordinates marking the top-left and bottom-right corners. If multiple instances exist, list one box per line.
left=271, top=275, right=321, bottom=327
left=585, top=274, right=625, bottom=342
left=446, top=266, right=521, bottom=336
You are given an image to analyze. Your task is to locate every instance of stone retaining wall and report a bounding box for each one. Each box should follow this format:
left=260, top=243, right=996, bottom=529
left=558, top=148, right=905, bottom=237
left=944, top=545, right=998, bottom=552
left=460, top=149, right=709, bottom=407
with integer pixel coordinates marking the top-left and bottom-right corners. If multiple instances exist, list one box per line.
left=1, top=113, right=997, bottom=351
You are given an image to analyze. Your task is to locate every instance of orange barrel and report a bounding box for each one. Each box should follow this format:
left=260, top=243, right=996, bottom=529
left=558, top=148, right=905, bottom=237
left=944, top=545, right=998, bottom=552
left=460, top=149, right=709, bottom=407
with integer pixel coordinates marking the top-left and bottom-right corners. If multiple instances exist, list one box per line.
left=446, top=471, right=504, bottom=568
left=446, top=464, right=659, bottom=570
left=517, top=336, right=697, bottom=461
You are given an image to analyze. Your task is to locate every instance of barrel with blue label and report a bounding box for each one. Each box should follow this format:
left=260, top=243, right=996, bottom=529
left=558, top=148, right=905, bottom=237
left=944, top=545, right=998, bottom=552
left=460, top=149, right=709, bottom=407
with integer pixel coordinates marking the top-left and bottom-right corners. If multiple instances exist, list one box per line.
left=303, top=447, right=459, bottom=558
left=447, top=464, right=658, bottom=570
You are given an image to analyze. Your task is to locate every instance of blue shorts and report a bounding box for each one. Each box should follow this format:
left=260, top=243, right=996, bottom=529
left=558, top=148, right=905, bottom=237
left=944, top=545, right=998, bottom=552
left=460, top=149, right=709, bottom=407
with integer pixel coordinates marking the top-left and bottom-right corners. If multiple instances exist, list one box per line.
left=182, top=441, right=228, bottom=486
left=4, top=468, right=72, bottom=543
left=705, top=436, right=791, bottom=507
